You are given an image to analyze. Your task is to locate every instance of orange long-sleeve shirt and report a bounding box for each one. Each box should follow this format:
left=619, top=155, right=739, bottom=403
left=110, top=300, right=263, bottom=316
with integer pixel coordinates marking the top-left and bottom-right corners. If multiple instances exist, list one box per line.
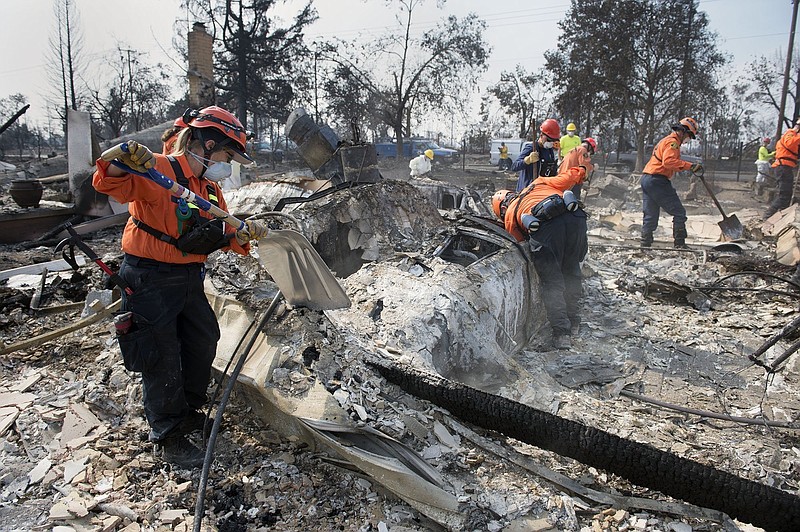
left=92, top=153, right=249, bottom=263
left=642, top=132, right=692, bottom=179
left=772, top=128, right=800, bottom=168
left=558, top=144, right=595, bottom=175
left=503, top=166, right=586, bottom=241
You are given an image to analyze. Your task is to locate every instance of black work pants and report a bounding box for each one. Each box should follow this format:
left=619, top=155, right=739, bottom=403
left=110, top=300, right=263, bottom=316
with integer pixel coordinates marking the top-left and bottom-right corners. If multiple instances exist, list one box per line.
left=641, top=173, right=687, bottom=235
left=118, top=255, right=220, bottom=442
left=529, top=210, right=588, bottom=336
left=765, top=164, right=795, bottom=218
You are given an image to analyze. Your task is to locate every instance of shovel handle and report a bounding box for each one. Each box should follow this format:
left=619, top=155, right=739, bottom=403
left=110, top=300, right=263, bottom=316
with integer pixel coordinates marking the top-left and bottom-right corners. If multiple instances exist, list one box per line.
left=695, top=172, right=729, bottom=218
left=107, top=143, right=247, bottom=233
left=100, top=143, right=126, bottom=162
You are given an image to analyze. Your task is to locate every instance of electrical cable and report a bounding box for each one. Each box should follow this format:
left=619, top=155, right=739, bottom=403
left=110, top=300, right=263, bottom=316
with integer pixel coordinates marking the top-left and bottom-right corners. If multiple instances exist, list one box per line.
left=193, top=291, right=283, bottom=532
left=619, top=389, right=798, bottom=429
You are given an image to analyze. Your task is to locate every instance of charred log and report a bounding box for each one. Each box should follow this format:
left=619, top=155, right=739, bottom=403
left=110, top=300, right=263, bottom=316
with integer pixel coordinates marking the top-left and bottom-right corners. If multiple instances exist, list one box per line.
left=368, top=357, right=800, bottom=532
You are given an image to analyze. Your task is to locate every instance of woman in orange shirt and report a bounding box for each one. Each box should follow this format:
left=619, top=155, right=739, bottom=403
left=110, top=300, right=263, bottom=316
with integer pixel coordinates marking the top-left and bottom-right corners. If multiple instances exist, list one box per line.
left=93, top=106, right=268, bottom=468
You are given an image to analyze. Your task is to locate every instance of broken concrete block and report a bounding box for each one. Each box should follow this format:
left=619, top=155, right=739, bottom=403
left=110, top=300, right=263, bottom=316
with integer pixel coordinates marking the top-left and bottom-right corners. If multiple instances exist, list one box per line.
left=589, top=173, right=634, bottom=201
left=66, top=498, right=89, bottom=518
left=49, top=501, right=73, bottom=521
left=28, top=457, right=52, bottom=485
left=11, top=371, right=42, bottom=392
left=0, top=406, right=18, bottom=437
left=0, top=391, right=35, bottom=408
left=158, top=508, right=188, bottom=524
left=61, top=402, right=101, bottom=448
left=100, top=515, right=123, bottom=532
left=433, top=420, right=458, bottom=449
left=63, top=456, right=89, bottom=484
left=112, top=472, right=129, bottom=490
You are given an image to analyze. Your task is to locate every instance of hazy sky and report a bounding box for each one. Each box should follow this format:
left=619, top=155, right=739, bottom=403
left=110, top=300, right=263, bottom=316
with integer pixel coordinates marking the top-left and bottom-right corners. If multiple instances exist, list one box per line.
left=0, top=0, right=793, bottom=131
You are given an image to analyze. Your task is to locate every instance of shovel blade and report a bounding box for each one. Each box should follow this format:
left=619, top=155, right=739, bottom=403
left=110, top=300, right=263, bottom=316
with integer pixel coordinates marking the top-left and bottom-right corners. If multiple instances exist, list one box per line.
left=257, top=229, right=350, bottom=311
left=718, top=214, right=743, bottom=241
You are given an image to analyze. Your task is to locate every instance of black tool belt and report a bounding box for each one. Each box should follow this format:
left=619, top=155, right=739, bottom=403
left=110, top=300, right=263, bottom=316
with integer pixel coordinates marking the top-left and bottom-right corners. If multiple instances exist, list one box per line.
left=132, top=217, right=232, bottom=255
left=531, top=194, right=567, bottom=221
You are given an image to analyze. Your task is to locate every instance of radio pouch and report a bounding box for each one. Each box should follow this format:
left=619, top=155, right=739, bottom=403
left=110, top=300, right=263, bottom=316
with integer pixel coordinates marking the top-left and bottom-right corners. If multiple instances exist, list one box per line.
left=531, top=194, right=567, bottom=221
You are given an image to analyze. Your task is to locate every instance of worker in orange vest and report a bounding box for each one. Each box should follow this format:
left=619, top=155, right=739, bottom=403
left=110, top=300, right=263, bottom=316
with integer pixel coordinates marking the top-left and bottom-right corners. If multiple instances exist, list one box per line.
left=93, top=106, right=268, bottom=469
left=764, top=118, right=800, bottom=219
left=491, top=162, right=590, bottom=350
left=640, top=117, right=702, bottom=248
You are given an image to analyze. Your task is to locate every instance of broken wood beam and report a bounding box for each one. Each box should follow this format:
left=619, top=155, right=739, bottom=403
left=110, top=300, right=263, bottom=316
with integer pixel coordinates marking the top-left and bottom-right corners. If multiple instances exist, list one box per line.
left=0, top=255, right=85, bottom=282
left=0, top=299, right=120, bottom=356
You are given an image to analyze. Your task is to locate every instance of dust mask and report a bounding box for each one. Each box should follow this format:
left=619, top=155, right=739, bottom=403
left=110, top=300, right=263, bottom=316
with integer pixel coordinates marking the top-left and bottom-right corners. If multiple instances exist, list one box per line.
left=189, top=152, right=232, bottom=182
left=567, top=131, right=575, bottom=136
left=543, top=141, right=555, bottom=149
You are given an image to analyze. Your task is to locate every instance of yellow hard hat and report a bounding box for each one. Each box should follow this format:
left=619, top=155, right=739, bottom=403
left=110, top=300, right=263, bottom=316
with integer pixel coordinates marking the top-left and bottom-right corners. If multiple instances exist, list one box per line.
left=424, top=149, right=434, bottom=160
left=566, top=123, right=577, bottom=131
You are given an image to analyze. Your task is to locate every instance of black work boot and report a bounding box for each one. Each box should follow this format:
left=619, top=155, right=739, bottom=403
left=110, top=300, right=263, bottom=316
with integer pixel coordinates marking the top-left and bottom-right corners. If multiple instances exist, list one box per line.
left=156, top=434, right=205, bottom=469
left=673, top=227, right=688, bottom=248
left=640, top=231, right=653, bottom=248
left=176, top=410, right=215, bottom=437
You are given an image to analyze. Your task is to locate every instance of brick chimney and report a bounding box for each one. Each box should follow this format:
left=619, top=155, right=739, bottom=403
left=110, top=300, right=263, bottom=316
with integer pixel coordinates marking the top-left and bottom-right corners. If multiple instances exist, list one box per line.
left=188, top=22, right=214, bottom=107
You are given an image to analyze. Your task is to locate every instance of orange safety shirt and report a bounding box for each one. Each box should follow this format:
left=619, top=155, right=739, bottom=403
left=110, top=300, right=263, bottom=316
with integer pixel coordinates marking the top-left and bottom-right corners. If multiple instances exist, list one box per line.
left=92, top=153, right=250, bottom=264
left=772, top=128, right=800, bottom=168
left=558, top=144, right=595, bottom=175
left=503, top=166, right=586, bottom=242
left=642, top=132, right=692, bottom=179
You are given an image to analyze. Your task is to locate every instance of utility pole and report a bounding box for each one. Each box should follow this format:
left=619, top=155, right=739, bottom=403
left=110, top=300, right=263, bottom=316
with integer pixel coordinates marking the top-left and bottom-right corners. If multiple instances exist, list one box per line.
left=313, top=43, right=319, bottom=124
left=122, top=48, right=135, bottom=131
left=776, top=0, right=799, bottom=141
left=678, top=0, right=695, bottom=117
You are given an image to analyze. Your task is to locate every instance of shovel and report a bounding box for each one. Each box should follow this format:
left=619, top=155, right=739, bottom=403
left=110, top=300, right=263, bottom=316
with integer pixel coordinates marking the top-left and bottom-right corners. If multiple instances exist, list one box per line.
left=693, top=166, right=744, bottom=241
left=100, top=143, right=350, bottom=310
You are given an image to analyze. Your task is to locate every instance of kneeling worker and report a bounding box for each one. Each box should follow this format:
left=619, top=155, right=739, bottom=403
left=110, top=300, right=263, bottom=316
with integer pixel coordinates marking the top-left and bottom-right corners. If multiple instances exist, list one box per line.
left=410, top=149, right=434, bottom=178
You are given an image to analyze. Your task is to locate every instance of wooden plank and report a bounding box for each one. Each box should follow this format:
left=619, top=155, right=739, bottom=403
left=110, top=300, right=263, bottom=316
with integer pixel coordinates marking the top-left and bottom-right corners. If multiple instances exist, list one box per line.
left=776, top=226, right=800, bottom=265
left=0, top=298, right=120, bottom=356
left=0, top=255, right=85, bottom=282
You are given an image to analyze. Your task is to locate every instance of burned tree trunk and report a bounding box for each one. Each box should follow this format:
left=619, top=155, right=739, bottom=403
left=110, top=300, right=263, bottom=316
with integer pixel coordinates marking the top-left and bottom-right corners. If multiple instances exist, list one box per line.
left=369, top=357, right=800, bottom=532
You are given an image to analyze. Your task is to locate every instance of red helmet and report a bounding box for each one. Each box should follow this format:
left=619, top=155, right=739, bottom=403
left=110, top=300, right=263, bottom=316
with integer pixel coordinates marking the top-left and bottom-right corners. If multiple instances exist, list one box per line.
left=185, top=106, right=252, bottom=163
left=492, top=189, right=513, bottom=219
left=174, top=116, right=188, bottom=128
left=676, top=116, right=698, bottom=139
left=583, top=137, right=597, bottom=154
left=540, top=119, right=561, bottom=140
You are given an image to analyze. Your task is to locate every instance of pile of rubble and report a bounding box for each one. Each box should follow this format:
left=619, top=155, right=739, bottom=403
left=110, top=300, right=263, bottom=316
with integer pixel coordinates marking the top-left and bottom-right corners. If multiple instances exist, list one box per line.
left=0, top=164, right=798, bottom=532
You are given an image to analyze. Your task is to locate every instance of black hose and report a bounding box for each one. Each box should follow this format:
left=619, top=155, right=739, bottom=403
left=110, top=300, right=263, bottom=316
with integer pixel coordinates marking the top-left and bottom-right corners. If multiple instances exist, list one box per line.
left=201, top=316, right=259, bottom=441
left=193, top=291, right=283, bottom=532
